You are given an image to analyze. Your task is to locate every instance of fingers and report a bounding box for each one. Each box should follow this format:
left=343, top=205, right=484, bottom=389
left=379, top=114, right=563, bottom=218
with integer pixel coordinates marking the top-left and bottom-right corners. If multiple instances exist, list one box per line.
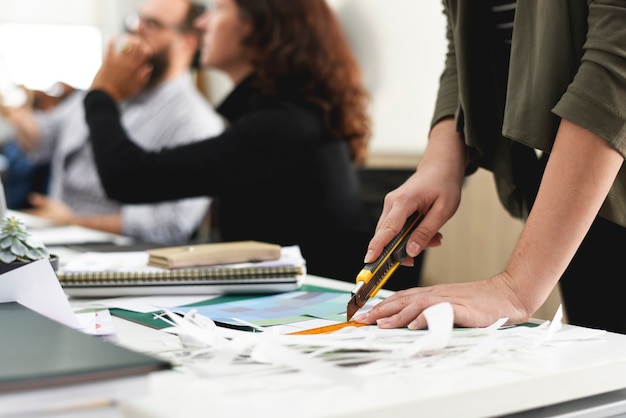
left=91, top=36, right=152, bottom=101
left=364, top=203, right=419, bottom=263
left=120, top=35, right=152, bottom=61
left=354, top=289, right=429, bottom=329
left=120, top=43, right=134, bottom=54
left=404, top=212, right=440, bottom=258
left=105, top=37, right=116, bottom=58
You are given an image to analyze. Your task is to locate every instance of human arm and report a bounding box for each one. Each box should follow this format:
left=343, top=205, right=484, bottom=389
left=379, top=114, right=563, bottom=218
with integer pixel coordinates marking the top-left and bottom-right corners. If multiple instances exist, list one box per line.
left=1, top=91, right=40, bottom=152
left=90, top=37, right=153, bottom=102
left=364, top=0, right=461, bottom=264
left=120, top=198, right=210, bottom=245
left=23, top=193, right=123, bottom=234
left=28, top=199, right=210, bottom=244
left=357, top=119, right=623, bottom=329
left=83, top=89, right=310, bottom=204
left=364, top=118, right=466, bottom=264
left=1, top=84, right=75, bottom=152
left=2, top=89, right=83, bottom=162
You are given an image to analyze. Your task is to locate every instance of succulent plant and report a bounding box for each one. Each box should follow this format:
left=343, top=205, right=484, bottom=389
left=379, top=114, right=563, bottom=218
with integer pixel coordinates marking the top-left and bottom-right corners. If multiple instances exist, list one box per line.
left=0, top=216, right=49, bottom=264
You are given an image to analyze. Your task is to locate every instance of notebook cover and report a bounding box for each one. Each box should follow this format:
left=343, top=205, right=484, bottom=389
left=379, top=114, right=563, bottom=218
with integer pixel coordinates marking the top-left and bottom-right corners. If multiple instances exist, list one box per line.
left=146, top=241, right=281, bottom=269
left=0, top=302, right=171, bottom=394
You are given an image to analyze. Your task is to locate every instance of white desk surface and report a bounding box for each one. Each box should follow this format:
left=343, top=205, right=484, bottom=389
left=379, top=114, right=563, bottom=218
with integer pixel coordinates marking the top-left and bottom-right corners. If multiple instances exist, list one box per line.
left=105, top=276, right=626, bottom=418
left=8, top=213, right=626, bottom=417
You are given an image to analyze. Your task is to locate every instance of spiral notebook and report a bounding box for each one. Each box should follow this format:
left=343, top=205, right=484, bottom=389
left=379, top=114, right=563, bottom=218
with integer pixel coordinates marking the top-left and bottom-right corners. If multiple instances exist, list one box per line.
left=57, top=246, right=305, bottom=297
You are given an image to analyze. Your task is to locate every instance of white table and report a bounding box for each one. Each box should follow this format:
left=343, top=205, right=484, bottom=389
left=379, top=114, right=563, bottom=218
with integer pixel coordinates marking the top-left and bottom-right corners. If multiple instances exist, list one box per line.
left=106, top=276, right=626, bottom=418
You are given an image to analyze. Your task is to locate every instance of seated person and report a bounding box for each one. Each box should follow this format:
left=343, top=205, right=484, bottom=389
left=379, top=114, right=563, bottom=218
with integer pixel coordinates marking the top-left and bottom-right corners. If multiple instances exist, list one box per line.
left=83, top=0, right=374, bottom=281
left=0, top=141, right=50, bottom=210
left=1, top=0, right=224, bottom=245
left=0, top=83, right=74, bottom=210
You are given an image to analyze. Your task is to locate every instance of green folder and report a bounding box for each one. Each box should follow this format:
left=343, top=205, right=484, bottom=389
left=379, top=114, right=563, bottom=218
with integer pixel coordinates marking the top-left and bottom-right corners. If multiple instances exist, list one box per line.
left=0, top=302, right=171, bottom=394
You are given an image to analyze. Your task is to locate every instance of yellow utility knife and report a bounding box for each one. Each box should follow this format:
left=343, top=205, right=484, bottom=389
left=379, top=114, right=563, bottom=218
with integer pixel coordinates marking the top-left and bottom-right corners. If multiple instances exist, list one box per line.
left=346, top=211, right=424, bottom=321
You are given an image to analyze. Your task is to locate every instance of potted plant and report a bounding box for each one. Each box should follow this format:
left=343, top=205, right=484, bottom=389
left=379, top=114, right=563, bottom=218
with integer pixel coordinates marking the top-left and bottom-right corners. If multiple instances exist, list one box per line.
left=0, top=216, right=57, bottom=274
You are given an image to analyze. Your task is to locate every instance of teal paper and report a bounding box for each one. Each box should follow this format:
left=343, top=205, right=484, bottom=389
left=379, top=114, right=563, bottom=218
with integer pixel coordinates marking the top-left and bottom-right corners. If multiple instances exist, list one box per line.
left=174, top=291, right=349, bottom=326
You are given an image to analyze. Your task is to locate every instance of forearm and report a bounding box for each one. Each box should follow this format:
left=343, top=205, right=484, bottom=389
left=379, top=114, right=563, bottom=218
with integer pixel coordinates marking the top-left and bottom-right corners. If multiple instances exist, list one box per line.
left=504, top=118, right=624, bottom=314
left=70, top=213, right=122, bottom=236
left=365, top=117, right=468, bottom=262
left=5, top=107, right=39, bottom=152
left=83, top=89, right=149, bottom=201
left=421, top=117, right=469, bottom=178
left=121, top=199, right=210, bottom=244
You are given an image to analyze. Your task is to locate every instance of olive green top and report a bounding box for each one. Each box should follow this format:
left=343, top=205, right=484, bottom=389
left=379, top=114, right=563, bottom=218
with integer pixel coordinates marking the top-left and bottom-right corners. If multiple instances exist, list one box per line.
left=432, top=0, right=626, bottom=226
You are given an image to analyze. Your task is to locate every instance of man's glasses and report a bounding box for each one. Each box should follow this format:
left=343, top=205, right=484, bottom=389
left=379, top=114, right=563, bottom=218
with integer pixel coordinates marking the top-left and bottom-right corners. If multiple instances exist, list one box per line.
left=124, top=12, right=188, bottom=34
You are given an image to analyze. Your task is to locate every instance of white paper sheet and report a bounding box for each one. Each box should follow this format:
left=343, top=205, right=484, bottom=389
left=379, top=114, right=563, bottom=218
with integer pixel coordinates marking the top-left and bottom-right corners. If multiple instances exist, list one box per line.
left=0, top=259, right=81, bottom=328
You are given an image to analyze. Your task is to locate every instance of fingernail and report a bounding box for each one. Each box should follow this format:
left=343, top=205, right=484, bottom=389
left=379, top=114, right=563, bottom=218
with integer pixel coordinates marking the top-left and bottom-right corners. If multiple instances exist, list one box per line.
left=354, top=313, right=367, bottom=323
left=364, top=249, right=374, bottom=263
left=407, top=321, right=419, bottom=330
left=376, top=318, right=390, bottom=327
left=407, top=241, right=421, bottom=257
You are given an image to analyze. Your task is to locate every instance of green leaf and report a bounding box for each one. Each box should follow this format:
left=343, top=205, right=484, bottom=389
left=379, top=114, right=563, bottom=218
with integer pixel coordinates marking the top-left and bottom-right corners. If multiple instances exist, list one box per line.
left=11, top=239, right=28, bottom=257
left=0, top=252, right=16, bottom=264
left=0, top=236, right=13, bottom=248
left=25, top=247, right=46, bottom=260
left=24, top=236, right=46, bottom=250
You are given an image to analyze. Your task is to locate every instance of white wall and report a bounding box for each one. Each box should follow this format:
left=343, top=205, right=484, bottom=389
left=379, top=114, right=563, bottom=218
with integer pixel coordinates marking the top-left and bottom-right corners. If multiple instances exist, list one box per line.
left=0, top=0, right=142, bottom=90
left=327, top=0, right=447, bottom=156
left=0, top=0, right=139, bottom=36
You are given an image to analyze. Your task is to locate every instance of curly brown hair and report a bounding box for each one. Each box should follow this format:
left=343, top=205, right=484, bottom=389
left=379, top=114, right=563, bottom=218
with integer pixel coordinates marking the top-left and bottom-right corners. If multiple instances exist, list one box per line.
left=234, top=0, right=371, bottom=166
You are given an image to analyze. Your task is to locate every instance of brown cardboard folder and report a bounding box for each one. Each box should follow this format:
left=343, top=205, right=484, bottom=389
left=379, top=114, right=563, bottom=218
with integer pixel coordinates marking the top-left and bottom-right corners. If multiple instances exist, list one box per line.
left=147, top=241, right=281, bottom=269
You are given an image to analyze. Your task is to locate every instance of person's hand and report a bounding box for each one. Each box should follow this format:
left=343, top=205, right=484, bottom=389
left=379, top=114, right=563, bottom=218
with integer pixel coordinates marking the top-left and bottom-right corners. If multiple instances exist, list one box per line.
left=364, top=169, right=448, bottom=267
left=354, top=272, right=531, bottom=329
left=23, top=193, right=74, bottom=224
left=0, top=86, right=34, bottom=117
left=32, top=82, right=76, bottom=111
left=363, top=119, right=467, bottom=266
left=89, top=36, right=153, bottom=101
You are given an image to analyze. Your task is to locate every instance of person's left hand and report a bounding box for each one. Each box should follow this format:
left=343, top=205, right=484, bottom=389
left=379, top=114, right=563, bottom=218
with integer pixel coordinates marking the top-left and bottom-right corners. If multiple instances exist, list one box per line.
left=90, top=35, right=153, bottom=101
left=354, top=272, right=531, bottom=330
left=23, top=193, right=74, bottom=224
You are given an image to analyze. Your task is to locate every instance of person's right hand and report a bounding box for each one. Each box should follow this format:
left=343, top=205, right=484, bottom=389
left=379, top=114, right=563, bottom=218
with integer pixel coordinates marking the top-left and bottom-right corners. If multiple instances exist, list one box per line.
left=0, top=85, right=34, bottom=117
left=89, top=36, right=153, bottom=101
left=363, top=118, right=468, bottom=266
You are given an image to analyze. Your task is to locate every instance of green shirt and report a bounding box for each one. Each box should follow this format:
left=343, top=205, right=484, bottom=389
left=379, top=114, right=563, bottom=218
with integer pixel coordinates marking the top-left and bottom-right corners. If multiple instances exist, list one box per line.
left=433, top=0, right=626, bottom=226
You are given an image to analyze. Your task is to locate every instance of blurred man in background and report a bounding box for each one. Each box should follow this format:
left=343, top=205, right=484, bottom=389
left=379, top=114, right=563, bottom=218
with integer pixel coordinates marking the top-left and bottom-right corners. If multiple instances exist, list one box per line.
left=0, top=0, right=224, bottom=245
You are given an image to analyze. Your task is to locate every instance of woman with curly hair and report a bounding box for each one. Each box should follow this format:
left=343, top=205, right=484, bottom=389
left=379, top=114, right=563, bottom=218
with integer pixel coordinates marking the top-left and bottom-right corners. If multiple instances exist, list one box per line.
left=83, top=0, right=371, bottom=280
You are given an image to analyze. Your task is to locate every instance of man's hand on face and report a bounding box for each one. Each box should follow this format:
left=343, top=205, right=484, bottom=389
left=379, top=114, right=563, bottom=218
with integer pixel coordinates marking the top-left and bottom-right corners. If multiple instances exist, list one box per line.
left=90, top=36, right=154, bottom=101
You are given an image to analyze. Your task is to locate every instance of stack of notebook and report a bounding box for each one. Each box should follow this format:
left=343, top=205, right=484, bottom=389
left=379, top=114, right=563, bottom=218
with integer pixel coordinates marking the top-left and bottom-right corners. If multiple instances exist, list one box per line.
left=57, top=242, right=306, bottom=297
left=0, top=302, right=171, bottom=416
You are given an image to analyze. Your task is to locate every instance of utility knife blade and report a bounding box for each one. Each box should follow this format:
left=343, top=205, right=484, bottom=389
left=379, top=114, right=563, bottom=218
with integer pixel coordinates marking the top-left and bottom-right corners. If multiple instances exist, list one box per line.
left=346, top=212, right=424, bottom=321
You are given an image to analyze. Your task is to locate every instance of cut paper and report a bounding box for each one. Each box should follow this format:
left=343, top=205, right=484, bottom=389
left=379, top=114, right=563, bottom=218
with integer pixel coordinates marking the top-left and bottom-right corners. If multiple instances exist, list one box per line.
left=74, top=308, right=116, bottom=336
left=153, top=302, right=599, bottom=387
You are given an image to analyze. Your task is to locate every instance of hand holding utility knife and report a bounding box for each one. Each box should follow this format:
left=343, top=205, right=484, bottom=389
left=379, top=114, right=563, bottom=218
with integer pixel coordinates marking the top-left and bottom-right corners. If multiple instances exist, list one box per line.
left=346, top=211, right=424, bottom=321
